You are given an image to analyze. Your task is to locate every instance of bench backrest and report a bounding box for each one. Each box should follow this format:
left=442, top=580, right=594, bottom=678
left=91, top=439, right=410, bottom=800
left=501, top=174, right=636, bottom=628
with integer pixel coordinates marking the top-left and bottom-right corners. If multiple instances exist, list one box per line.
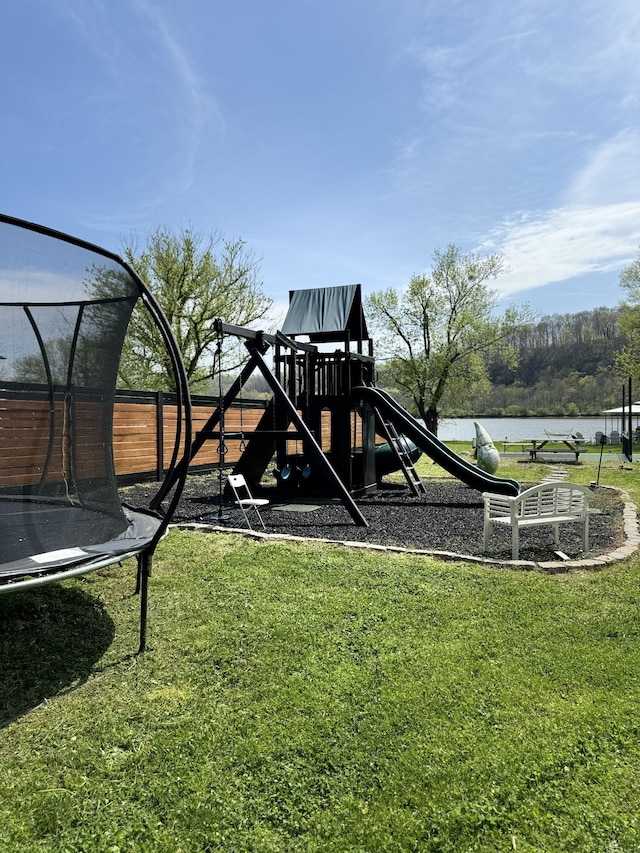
left=484, top=482, right=592, bottom=521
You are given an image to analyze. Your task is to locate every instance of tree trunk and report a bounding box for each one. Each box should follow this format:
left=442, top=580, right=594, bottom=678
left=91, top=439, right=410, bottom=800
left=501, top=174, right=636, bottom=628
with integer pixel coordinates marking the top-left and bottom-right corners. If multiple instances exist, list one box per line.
left=424, top=406, right=438, bottom=435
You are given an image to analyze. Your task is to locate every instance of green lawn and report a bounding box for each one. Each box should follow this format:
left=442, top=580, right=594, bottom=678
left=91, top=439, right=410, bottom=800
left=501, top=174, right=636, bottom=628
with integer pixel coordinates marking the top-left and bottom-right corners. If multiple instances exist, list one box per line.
left=1, top=454, right=639, bottom=852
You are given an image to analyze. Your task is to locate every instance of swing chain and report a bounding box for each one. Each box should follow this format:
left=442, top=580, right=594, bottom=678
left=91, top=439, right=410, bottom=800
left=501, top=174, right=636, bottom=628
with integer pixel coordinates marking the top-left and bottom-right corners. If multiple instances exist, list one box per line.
left=237, top=360, right=247, bottom=453
left=215, top=328, right=228, bottom=460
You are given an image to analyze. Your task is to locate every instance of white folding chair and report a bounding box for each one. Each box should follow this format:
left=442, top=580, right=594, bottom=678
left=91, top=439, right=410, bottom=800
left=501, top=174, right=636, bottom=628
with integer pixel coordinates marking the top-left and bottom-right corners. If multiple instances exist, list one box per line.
left=227, top=474, right=269, bottom=530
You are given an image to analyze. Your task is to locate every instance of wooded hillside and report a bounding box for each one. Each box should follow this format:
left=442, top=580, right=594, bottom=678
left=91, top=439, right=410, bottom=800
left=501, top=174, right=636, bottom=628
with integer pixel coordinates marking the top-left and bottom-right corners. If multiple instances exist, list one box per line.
left=445, top=306, right=626, bottom=416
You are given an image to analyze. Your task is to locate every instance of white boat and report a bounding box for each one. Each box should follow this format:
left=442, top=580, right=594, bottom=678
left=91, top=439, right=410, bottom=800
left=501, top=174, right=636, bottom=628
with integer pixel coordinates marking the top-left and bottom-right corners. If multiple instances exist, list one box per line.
left=544, top=428, right=586, bottom=444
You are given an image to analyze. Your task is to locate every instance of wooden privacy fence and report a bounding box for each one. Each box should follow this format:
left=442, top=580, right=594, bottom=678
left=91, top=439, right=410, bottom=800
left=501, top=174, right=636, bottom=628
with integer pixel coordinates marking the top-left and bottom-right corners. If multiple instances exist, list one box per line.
left=0, top=386, right=267, bottom=489
left=114, top=390, right=270, bottom=482
left=0, top=386, right=346, bottom=488
left=0, top=384, right=121, bottom=491
left=113, top=390, right=337, bottom=482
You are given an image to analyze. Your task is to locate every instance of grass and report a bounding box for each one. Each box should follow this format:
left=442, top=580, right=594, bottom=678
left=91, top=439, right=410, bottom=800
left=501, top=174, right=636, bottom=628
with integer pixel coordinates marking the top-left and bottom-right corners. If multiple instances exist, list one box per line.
left=1, top=452, right=639, bottom=851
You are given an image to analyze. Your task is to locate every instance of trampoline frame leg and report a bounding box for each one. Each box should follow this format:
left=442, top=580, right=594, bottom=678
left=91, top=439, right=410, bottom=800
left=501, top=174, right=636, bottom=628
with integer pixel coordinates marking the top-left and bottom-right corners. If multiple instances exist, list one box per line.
left=137, top=551, right=152, bottom=654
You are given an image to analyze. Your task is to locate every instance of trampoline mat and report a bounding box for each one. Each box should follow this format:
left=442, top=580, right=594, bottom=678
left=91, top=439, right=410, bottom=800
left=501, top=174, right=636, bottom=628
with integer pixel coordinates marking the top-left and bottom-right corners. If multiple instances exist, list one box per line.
left=0, top=498, right=162, bottom=578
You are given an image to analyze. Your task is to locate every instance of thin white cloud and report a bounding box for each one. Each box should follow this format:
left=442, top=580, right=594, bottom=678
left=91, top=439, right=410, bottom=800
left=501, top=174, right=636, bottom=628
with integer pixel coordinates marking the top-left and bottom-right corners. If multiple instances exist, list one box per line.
left=134, top=0, right=226, bottom=154
left=385, top=0, right=640, bottom=303
left=568, top=131, right=640, bottom=207
left=60, top=0, right=224, bottom=224
left=266, top=299, right=290, bottom=332
left=482, top=127, right=640, bottom=297
left=130, top=0, right=226, bottom=198
left=389, top=2, right=640, bottom=188
left=482, top=202, right=640, bottom=297
left=65, top=0, right=126, bottom=79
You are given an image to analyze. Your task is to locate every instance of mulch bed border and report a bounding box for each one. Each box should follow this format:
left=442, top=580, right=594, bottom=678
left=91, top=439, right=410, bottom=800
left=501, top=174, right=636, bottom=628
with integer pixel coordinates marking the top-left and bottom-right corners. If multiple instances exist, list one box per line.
left=170, top=486, right=639, bottom=574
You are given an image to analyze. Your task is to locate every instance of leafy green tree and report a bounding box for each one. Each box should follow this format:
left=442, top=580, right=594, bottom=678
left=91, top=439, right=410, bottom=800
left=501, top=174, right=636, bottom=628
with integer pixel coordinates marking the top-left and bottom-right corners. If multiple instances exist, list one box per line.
left=120, top=226, right=272, bottom=391
left=615, top=251, right=640, bottom=381
left=366, top=244, right=533, bottom=434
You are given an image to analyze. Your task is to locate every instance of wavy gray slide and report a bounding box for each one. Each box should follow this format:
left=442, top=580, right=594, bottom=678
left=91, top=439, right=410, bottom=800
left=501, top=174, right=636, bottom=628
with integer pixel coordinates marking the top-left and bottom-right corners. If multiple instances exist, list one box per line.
left=354, top=386, right=521, bottom=496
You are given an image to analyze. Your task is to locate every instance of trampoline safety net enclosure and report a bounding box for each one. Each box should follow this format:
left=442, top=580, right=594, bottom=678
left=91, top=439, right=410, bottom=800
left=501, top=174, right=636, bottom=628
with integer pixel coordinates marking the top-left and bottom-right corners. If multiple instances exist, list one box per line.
left=0, top=214, right=191, bottom=648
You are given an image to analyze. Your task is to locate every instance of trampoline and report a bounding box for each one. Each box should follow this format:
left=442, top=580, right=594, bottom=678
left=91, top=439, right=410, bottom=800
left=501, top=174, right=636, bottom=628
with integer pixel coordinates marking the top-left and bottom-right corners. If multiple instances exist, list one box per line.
left=0, top=213, right=192, bottom=652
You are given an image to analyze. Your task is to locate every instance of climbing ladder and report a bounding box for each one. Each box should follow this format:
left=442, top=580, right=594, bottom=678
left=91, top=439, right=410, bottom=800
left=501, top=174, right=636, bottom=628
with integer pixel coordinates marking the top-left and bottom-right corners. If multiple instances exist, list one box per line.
left=375, top=410, right=427, bottom=495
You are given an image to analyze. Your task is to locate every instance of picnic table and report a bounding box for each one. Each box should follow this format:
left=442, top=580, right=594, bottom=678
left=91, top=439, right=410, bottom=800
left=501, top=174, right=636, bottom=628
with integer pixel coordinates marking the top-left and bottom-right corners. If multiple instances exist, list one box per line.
left=519, top=437, right=584, bottom=461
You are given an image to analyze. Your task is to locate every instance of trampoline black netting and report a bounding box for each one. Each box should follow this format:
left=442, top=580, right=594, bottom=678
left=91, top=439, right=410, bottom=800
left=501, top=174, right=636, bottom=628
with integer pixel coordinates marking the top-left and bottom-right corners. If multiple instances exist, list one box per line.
left=0, top=215, right=191, bottom=648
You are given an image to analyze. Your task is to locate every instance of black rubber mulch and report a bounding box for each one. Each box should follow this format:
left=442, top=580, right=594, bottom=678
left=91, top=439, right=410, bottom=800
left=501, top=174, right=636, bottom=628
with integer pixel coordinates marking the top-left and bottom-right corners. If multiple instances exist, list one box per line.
left=121, top=474, right=627, bottom=564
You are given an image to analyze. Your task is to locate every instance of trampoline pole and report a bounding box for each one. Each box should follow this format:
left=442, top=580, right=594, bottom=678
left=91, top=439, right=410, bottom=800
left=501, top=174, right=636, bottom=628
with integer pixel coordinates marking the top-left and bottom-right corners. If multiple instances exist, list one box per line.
left=596, top=435, right=606, bottom=487
left=138, top=551, right=152, bottom=654
left=135, top=558, right=142, bottom=595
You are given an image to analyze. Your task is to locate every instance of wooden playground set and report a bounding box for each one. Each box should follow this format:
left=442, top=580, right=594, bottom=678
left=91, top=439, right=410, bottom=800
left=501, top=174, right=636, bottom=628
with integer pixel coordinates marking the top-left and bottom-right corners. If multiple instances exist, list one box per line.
left=151, top=283, right=521, bottom=528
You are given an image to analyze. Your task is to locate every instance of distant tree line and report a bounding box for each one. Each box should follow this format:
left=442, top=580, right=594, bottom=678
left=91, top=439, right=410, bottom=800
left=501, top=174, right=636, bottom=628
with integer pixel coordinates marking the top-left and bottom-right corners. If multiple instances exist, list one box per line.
left=438, top=307, right=626, bottom=417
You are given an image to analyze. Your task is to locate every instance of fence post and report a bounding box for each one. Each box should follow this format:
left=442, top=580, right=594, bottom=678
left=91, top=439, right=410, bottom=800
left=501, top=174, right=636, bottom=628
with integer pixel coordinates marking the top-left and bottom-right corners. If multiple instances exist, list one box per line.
left=156, top=390, right=164, bottom=481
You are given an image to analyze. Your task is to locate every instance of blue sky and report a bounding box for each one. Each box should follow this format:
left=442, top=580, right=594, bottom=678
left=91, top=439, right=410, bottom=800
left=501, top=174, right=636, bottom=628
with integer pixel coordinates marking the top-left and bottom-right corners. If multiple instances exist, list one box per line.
left=2, top=0, right=640, bottom=323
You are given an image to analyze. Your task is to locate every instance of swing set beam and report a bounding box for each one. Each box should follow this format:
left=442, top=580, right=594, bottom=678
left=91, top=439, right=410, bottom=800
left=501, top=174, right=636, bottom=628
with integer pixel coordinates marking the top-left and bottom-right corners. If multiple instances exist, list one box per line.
left=215, top=320, right=317, bottom=353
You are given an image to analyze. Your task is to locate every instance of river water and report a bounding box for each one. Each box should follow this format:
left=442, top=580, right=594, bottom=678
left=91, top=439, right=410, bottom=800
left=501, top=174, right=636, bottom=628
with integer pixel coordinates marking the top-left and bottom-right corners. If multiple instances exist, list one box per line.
left=436, top=416, right=616, bottom=444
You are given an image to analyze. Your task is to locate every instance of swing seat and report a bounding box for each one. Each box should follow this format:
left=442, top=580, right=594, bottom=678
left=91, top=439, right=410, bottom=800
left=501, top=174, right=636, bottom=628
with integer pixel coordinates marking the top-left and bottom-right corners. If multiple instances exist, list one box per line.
left=227, top=474, right=269, bottom=530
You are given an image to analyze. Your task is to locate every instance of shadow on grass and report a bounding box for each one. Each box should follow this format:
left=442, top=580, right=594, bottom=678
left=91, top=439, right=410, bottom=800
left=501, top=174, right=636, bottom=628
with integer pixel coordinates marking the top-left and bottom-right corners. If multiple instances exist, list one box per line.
left=0, top=584, right=115, bottom=728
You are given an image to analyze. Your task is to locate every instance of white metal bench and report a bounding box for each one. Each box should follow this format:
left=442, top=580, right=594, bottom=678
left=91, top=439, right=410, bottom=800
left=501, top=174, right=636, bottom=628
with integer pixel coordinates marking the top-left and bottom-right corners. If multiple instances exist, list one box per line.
left=483, top=482, right=592, bottom=559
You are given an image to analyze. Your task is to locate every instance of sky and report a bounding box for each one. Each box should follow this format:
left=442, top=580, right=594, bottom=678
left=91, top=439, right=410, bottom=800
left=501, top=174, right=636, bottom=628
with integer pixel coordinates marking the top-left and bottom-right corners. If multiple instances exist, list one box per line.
left=2, top=0, right=640, bottom=325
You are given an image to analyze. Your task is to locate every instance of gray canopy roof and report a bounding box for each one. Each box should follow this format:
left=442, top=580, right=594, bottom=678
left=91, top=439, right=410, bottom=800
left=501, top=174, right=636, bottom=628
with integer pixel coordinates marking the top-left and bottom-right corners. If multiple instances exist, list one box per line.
left=281, top=284, right=369, bottom=343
